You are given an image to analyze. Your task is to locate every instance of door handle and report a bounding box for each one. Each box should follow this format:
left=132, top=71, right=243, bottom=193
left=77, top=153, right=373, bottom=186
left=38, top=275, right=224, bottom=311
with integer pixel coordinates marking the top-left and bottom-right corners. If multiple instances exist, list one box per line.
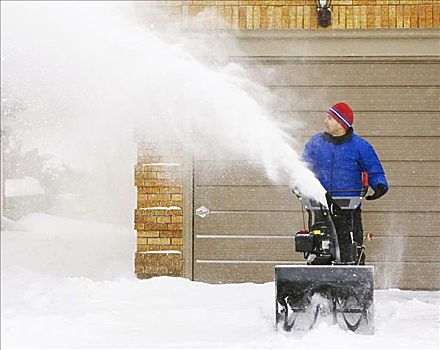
left=195, top=206, right=210, bottom=218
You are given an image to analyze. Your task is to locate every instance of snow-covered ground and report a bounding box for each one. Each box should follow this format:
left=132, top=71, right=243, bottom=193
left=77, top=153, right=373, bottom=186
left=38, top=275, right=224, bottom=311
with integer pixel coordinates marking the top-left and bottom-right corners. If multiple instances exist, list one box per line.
left=1, top=214, right=439, bottom=349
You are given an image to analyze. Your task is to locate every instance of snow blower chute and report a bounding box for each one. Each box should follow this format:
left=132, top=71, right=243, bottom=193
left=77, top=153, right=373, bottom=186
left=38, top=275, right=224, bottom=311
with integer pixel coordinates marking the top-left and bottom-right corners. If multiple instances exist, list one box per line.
left=275, top=191, right=374, bottom=334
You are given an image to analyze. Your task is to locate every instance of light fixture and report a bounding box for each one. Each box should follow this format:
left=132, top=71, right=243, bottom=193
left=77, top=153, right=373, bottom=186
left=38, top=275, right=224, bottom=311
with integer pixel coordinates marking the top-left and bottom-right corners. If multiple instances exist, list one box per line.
left=315, top=0, right=332, bottom=28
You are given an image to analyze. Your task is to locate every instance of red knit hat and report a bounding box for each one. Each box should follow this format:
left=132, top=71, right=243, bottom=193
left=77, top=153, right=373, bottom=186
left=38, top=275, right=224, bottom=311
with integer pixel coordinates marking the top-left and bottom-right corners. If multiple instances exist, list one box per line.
left=326, top=102, right=354, bottom=130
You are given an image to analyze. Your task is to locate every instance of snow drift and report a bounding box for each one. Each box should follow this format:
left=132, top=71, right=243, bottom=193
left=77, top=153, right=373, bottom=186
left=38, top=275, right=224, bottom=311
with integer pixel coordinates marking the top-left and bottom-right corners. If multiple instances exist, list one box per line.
left=1, top=214, right=439, bottom=349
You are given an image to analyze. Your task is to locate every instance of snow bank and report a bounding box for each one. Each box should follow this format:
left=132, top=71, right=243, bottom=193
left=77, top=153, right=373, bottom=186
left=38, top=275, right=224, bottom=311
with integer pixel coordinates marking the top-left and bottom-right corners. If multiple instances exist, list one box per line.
left=1, top=214, right=439, bottom=349
left=2, top=270, right=439, bottom=349
left=1, top=213, right=135, bottom=280
left=4, top=177, right=45, bottom=198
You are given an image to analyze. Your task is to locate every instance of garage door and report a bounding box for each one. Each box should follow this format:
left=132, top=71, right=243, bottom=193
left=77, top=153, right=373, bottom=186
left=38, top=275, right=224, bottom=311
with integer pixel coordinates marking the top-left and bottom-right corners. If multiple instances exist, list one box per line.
left=192, top=50, right=440, bottom=289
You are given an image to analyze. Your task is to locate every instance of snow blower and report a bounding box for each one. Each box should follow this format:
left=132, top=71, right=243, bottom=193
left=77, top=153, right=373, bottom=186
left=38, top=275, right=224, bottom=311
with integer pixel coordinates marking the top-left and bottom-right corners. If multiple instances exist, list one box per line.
left=275, top=190, right=374, bottom=334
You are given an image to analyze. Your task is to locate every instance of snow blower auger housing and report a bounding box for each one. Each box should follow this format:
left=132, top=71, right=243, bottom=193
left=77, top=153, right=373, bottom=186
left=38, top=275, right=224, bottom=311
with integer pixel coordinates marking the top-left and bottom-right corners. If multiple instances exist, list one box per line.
left=275, top=192, right=374, bottom=334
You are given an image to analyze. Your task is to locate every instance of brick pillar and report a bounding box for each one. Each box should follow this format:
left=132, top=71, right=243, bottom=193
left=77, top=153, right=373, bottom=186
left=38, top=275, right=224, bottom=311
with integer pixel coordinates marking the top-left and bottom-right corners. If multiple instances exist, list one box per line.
left=134, top=143, right=184, bottom=278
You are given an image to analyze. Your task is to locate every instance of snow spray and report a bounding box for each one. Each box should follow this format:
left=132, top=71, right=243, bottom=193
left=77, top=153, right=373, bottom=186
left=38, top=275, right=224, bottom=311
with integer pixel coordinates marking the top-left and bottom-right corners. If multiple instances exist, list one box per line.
left=1, top=2, right=327, bottom=225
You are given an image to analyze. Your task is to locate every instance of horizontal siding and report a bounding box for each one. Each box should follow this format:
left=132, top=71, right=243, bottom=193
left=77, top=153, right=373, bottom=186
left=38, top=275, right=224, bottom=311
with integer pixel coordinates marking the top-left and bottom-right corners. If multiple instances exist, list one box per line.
left=273, top=86, right=440, bottom=111
left=195, top=186, right=301, bottom=211
left=194, top=261, right=299, bottom=284
left=362, top=212, right=440, bottom=237
left=195, top=160, right=270, bottom=186
left=195, top=236, right=300, bottom=261
left=246, top=62, right=440, bottom=87
left=196, top=212, right=301, bottom=236
left=195, top=160, right=440, bottom=186
left=194, top=237, right=439, bottom=262
left=195, top=186, right=440, bottom=212
left=193, top=262, right=440, bottom=290
left=194, top=137, right=440, bottom=161
left=363, top=137, right=440, bottom=161
left=362, top=186, right=440, bottom=212
left=287, top=111, right=440, bottom=137
left=195, top=212, right=440, bottom=238
left=373, top=262, right=440, bottom=290
left=382, top=162, right=439, bottom=186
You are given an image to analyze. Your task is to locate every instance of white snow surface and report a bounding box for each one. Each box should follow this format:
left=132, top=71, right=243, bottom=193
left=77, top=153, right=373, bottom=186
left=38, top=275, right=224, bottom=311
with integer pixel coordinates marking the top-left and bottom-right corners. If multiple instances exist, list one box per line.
left=4, top=177, right=45, bottom=198
left=1, top=214, right=439, bottom=349
left=138, top=207, right=182, bottom=211
left=141, top=163, right=181, bottom=166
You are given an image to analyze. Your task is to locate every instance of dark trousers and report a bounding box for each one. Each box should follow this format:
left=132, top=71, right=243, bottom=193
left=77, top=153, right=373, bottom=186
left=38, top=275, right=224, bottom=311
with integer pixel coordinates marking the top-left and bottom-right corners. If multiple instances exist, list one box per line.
left=340, top=208, right=364, bottom=262
left=350, top=208, right=364, bottom=246
left=315, top=207, right=364, bottom=262
left=315, top=208, right=363, bottom=243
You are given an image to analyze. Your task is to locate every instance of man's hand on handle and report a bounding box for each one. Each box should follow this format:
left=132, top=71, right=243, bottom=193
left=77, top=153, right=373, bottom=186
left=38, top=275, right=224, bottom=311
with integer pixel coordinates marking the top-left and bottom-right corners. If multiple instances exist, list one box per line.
left=365, top=184, right=387, bottom=201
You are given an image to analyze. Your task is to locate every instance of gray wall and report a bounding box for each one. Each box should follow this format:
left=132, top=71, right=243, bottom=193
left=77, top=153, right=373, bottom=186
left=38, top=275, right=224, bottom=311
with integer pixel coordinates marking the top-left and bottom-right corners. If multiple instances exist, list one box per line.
left=186, top=30, right=440, bottom=289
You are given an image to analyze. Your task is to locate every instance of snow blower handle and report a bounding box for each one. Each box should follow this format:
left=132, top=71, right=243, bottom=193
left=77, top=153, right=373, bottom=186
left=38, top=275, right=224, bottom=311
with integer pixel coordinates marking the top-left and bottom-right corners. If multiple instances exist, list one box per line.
left=361, top=172, right=369, bottom=197
left=325, top=192, right=343, bottom=216
left=291, top=187, right=302, bottom=199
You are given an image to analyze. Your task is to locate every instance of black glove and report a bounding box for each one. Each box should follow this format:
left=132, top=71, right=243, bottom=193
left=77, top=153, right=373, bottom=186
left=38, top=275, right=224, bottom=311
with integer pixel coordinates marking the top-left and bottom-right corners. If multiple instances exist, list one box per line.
left=365, top=184, right=387, bottom=200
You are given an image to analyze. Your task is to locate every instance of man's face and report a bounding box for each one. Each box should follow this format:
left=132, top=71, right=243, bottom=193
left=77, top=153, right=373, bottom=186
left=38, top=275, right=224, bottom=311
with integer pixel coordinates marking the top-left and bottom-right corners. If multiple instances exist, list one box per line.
left=324, top=115, right=345, bottom=136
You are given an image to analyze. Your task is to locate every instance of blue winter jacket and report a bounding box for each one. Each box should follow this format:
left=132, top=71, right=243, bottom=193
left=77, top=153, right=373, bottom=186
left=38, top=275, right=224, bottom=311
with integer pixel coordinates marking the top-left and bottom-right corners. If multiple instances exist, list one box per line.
left=303, top=129, right=388, bottom=197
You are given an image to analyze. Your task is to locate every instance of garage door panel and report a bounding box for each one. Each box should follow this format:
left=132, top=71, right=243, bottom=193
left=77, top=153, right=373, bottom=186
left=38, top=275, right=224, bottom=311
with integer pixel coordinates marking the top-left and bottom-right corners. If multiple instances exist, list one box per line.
left=195, top=160, right=440, bottom=187
left=195, top=160, right=271, bottom=186
left=194, top=237, right=438, bottom=262
left=362, top=212, right=440, bottom=237
left=362, top=137, right=440, bottom=161
left=195, top=137, right=440, bottom=161
left=194, top=186, right=302, bottom=211
left=362, top=187, right=440, bottom=212
left=297, top=137, right=439, bottom=161
left=373, top=262, right=440, bottom=290
left=195, top=212, right=439, bottom=237
left=193, top=262, right=440, bottom=289
left=247, top=62, right=440, bottom=86
left=195, top=237, right=301, bottom=261
left=195, top=186, right=439, bottom=212
left=194, top=262, right=291, bottom=284
left=384, top=162, right=440, bottom=187
left=274, top=87, right=440, bottom=111
left=195, top=212, right=302, bottom=235
left=368, top=237, right=440, bottom=263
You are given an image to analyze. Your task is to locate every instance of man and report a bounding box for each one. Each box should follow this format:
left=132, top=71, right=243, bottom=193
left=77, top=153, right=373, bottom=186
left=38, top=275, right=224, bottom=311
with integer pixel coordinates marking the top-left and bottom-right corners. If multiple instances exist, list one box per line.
left=303, top=102, right=388, bottom=263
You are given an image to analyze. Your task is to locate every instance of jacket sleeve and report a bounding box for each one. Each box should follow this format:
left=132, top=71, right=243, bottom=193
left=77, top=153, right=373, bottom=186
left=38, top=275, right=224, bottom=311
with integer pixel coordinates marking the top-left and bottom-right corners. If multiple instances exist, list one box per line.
left=303, top=137, right=315, bottom=171
left=358, top=141, right=388, bottom=192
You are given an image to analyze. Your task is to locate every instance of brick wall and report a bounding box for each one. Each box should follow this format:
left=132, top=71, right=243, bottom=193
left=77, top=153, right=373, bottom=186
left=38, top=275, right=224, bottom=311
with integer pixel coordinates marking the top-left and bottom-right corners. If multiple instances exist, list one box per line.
left=134, top=143, right=184, bottom=278
left=139, top=0, right=440, bottom=30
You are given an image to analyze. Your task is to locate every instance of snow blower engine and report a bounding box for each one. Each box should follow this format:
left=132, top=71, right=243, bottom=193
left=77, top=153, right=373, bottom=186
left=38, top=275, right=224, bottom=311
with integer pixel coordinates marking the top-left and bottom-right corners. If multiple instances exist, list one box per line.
left=275, top=185, right=374, bottom=334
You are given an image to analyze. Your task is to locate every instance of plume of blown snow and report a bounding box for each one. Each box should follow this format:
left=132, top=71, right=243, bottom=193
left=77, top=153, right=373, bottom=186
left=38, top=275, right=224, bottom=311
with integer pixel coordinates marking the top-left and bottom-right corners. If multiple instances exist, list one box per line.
left=1, top=1, right=327, bottom=226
